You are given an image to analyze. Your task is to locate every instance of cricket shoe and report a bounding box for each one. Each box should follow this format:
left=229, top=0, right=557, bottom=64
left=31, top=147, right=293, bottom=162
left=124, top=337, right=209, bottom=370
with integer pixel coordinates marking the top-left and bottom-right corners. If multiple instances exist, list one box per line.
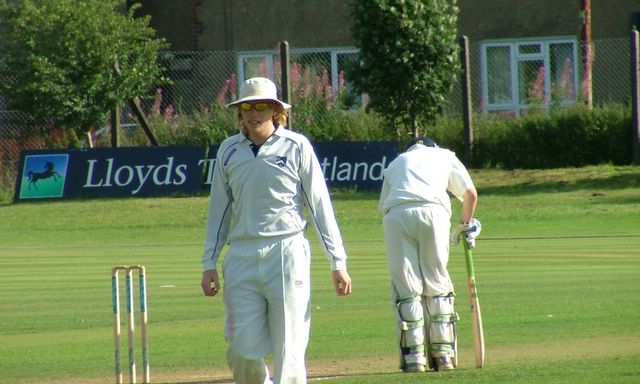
left=403, top=363, right=426, bottom=373
left=435, top=356, right=454, bottom=371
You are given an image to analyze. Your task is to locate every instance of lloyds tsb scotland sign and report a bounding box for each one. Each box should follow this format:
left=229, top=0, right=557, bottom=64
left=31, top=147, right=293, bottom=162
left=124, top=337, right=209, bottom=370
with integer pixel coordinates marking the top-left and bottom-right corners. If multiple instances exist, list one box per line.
left=14, top=142, right=397, bottom=202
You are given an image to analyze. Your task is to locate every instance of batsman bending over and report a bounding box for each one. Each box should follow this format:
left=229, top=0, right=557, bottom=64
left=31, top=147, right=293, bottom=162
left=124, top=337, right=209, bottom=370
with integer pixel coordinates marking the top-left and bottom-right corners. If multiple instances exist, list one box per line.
left=379, top=137, right=480, bottom=373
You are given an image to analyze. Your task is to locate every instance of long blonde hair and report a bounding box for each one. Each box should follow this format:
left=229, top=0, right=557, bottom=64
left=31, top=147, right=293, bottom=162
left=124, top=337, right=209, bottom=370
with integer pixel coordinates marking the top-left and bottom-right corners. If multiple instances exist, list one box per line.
left=236, top=102, right=289, bottom=130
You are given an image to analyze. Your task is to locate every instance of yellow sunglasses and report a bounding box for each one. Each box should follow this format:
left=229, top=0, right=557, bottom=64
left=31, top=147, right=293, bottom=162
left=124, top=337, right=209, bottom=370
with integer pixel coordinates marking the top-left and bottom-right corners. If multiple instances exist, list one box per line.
left=240, top=102, right=272, bottom=111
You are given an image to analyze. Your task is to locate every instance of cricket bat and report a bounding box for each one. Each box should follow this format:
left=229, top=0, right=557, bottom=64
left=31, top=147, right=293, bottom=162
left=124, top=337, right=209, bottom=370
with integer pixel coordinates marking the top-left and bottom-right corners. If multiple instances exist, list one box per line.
left=462, top=239, right=485, bottom=368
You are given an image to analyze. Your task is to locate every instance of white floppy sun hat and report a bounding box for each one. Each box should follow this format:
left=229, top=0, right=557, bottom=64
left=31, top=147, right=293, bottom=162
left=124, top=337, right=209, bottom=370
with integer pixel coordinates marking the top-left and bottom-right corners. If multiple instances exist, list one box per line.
left=226, top=77, right=292, bottom=110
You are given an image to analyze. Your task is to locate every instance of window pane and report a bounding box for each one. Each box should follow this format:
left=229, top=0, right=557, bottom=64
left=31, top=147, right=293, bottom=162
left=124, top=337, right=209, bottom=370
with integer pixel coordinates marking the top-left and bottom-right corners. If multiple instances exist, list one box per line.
left=337, top=52, right=362, bottom=109
left=549, top=42, right=576, bottom=102
left=519, top=44, right=542, bottom=55
left=242, top=56, right=272, bottom=79
left=518, top=60, right=545, bottom=105
left=486, top=46, right=512, bottom=104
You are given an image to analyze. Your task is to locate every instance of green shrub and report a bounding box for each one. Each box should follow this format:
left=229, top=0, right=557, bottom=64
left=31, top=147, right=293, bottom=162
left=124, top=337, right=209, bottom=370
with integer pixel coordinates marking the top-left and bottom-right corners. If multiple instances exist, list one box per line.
left=427, top=115, right=464, bottom=153
left=0, top=167, right=14, bottom=202
left=295, top=107, right=392, bottom=142
left=120, top=102, right=631, bottom=170
left=28, top=101, right=636, bottom=170
left=118, top=104, right=237, bottom=147
left=119, top=104, right=391, bottom=146
left=153, top=105, right=237, bottom=147
left=468, top=104, right=632, bottom=169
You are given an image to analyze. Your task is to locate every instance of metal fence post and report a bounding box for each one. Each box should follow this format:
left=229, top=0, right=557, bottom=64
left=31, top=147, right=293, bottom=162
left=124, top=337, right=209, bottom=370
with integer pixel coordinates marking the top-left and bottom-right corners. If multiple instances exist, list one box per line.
left=279, top=41, right=292, bottom=130
left=631, top=28, right=640, bottom=164
left=580, top=0, right=593, bottom=109
left=111, top=106, right=120, bottom=148
left=460, top=35, right=473, bottom=166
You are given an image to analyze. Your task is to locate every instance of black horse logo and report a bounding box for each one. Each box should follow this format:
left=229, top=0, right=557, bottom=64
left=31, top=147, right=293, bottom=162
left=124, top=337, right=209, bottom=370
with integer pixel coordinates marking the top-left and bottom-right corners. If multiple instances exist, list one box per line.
left=27, top=162, right=61, bottom=190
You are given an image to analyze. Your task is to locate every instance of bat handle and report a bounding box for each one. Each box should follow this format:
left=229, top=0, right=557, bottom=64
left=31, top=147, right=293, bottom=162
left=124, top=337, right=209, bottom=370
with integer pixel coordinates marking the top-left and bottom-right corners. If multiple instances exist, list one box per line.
left=462, top=238, right=476, bottom=279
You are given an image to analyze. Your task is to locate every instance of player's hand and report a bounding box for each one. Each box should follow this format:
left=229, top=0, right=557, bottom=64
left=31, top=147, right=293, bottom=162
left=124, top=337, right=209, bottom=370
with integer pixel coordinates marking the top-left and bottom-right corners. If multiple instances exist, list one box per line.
left=450, top=223, right=468, bottom=246
left=463, top=218, right=482, bottom=247
left=201, top=269, right=221, bottom=296
left=332, top=270, right=352, bottom=296
left=450, top=218, right=482, bottom=248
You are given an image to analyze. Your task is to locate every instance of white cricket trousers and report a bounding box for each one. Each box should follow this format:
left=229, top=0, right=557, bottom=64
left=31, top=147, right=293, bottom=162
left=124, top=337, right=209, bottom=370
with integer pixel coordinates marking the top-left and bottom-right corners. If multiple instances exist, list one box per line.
left=382, top=204, right=454, bottom=298
left=222, top=232, right=311, bottom=384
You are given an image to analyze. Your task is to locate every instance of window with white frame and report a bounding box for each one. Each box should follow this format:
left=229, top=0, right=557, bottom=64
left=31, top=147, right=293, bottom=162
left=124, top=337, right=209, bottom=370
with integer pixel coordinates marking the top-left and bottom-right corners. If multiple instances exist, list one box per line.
left=480, top=38, right=578, bottom=113
left=237, top=47, right=362, bottom=109
left=237, top=53, right=278, bottom=81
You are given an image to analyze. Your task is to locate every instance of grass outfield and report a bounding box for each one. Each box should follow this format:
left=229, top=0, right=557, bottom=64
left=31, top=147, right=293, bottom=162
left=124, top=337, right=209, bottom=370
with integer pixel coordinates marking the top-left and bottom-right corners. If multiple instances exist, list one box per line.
left=0, top=164, right=639, bottom=384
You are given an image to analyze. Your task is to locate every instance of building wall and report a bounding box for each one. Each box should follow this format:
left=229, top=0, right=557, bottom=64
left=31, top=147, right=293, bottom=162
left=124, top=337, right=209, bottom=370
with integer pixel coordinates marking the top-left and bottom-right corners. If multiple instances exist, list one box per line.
left=459, top=0, right=579, bottom=41
left=459, top=0, right=640, bottom=42
left=130, top=0, right=199, bottom=51
left=216, top=0, right=354, bottom=50
left=593, top=0, right=640, bottom=39
left=135, top=0, right=354, bottom=51
left=134, top=0, right=640, bottom=52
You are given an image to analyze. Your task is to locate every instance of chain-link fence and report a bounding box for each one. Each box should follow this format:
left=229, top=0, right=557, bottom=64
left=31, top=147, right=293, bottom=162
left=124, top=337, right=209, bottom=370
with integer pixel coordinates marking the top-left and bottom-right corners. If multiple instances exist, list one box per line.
left=444, top=37, right=631, bottom=115
left=150, top=38, right=632, bottom=118
left=0, top=37, right=634, bottom=197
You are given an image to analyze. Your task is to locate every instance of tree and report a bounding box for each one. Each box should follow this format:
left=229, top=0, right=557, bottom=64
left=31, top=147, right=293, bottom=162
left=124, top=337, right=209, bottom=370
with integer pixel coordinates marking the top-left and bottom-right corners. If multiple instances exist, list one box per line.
left=348, top=0, right=460, bottom=139
left=0, top=0, right=168, bottom=145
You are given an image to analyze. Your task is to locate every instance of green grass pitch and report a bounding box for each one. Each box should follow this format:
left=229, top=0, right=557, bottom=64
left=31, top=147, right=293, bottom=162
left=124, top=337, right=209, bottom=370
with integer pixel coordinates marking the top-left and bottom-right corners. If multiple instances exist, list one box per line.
left=0, top=165, right=638, bottom=384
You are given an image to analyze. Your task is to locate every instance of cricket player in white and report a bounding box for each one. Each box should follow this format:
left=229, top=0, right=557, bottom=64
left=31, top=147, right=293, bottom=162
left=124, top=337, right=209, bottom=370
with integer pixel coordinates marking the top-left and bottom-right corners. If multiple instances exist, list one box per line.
left=379, top=137, right=480, bottom=373
left=201, top=77, right=352, bottom=384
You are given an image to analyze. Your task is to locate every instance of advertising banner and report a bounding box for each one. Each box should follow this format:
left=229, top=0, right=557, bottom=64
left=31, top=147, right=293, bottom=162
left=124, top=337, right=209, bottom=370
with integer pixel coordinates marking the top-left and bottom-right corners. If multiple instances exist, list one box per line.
left=14, top=146, right=206, bottom=201
left=312, top=141, right=397, bottom=190
left=14, top=141, right=398, bottom=202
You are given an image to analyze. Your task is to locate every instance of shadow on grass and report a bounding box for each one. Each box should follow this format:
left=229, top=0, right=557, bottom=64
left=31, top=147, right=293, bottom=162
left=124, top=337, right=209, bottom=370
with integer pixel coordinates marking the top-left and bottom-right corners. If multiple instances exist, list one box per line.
left=479, top=172, right=640, bottom=196
left=331, top=167, right=640, bottom=199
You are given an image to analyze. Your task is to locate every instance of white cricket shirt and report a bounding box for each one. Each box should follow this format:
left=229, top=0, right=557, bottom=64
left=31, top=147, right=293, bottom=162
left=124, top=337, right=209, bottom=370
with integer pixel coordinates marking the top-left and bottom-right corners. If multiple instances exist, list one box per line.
left=202, top=127, right=347, bottom=272
left=379, top=144, right=475, bottom=215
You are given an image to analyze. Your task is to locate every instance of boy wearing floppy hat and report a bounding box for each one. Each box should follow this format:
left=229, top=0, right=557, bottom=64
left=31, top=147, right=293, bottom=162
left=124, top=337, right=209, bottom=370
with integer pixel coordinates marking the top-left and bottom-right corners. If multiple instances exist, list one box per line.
left=201, top=77, right=352, bottom=384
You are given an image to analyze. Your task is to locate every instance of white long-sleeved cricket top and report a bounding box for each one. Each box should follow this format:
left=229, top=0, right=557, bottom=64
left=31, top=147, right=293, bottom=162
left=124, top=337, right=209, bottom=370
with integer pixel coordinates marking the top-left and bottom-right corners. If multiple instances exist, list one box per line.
left=202, top=126, right=347, bottom=272
left=379, top=144, right=475, bottom=215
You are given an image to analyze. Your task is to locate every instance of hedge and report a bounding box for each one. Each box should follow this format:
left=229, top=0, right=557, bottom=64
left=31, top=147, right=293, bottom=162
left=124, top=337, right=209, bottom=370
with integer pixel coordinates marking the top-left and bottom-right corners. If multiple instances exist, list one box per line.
left=429, top=103, right=632, bottom=169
